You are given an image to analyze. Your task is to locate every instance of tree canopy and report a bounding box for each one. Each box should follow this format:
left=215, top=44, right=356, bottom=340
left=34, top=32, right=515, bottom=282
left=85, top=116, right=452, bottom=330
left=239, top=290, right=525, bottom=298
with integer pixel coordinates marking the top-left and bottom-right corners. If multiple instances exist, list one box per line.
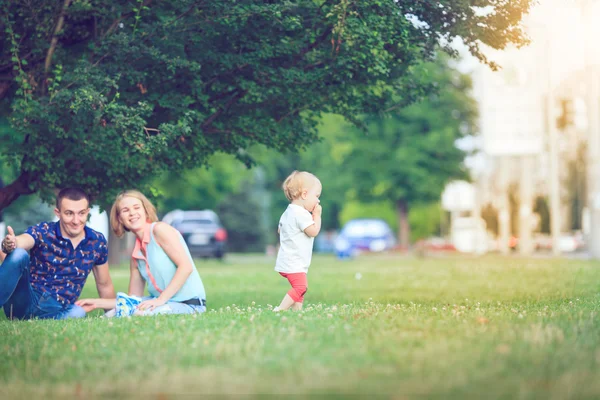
left=0, top=0, right=532, bottom=210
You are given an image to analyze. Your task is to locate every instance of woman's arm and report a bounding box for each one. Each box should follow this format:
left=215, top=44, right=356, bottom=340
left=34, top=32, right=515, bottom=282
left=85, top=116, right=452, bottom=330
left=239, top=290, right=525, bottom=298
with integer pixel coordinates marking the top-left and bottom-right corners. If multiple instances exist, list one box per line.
left=138, top=222, right=194, bottom=311
left=128, top=257, right=145, bottom=297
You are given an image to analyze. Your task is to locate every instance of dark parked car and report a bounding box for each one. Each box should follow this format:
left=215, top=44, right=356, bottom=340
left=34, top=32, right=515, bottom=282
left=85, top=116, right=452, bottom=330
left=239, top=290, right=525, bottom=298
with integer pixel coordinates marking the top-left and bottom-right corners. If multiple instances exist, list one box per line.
left=162, top=210, right=227, bottom=259
left=335, top=218, right=396, bottom=253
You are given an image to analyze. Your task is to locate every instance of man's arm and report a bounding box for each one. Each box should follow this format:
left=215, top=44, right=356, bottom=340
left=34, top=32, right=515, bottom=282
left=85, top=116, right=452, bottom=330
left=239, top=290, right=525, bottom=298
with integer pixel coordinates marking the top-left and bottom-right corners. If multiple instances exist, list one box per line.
left=92, top=263, right=116, bottom=300
left=12, top=233, right=35, bottom=251
left=2, top=226, right=35, bottom=253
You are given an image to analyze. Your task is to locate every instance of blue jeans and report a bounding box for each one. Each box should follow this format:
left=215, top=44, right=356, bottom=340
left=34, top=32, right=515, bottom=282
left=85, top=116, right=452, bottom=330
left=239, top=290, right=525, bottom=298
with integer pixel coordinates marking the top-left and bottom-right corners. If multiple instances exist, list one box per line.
left=0, top=249, right=86, bottom=320
left=135, top=296, right=206, bottom=316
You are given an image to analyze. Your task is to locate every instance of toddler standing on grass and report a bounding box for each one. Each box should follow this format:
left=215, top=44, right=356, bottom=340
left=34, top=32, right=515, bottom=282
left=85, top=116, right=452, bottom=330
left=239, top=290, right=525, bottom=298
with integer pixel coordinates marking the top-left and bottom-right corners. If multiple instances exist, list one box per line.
left=273, top=171, right=322, bottom=312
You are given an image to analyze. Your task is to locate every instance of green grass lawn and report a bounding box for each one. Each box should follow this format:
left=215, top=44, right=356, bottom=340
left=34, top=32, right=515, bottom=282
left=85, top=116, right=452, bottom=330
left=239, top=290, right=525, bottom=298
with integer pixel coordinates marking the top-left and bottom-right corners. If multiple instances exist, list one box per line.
left=1, top=253, right=600, bottom=399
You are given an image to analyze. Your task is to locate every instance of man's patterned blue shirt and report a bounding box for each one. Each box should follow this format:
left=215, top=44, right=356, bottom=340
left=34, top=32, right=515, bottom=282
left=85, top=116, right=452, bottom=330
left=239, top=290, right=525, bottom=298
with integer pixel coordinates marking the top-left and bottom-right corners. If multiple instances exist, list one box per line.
left=25, top=221, right=108, bottom=305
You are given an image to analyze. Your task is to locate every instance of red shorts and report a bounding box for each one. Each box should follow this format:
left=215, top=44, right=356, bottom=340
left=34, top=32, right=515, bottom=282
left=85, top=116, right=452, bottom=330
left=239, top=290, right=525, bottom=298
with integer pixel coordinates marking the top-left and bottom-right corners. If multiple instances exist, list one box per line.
left=279, top=272, right=308, bottom=303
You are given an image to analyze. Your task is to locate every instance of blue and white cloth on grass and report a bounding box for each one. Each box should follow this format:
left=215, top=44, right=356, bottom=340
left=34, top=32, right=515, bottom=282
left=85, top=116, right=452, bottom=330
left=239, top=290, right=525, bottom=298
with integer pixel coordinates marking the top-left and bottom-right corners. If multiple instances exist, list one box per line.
left=115, top=292, right=142, bottom=317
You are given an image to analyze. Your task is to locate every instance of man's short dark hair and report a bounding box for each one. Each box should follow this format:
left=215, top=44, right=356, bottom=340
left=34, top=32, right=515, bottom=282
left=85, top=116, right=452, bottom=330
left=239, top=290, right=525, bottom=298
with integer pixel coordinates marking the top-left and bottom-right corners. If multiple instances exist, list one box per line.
left=56, top=187, right=91, bottom=209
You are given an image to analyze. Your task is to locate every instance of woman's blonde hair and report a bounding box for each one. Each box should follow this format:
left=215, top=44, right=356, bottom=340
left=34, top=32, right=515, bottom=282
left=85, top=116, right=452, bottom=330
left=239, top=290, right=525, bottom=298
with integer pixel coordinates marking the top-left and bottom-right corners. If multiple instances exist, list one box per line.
left=110, top=190, right=159, bottom=237
left=282, top=170, right=320, bottom=201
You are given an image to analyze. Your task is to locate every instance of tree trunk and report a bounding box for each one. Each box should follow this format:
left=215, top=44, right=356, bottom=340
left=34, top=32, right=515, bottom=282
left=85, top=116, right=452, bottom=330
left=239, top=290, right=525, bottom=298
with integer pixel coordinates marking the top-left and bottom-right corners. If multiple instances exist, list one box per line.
left=0, top=172, right=35, bottom=212
left=108, top=229, right=134, bottom=267
left=396, top=199, right=410, bottom=250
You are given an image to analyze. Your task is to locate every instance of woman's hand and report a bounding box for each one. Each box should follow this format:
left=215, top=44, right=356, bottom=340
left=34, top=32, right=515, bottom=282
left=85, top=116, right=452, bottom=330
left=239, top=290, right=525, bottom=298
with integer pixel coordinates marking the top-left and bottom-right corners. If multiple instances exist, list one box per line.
left=138, top=298, right=167, bottom=312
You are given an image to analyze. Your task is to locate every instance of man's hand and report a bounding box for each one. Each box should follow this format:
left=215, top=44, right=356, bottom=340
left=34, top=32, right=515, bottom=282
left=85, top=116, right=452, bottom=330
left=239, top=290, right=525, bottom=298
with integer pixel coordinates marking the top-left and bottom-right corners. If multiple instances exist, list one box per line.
left=138, top=298, right=167, bottom=312
left=2, top=226, right=17, bottom=254
left=312, top=204, right=322, bottom=218
left=75, top=299, right=99, bottom=313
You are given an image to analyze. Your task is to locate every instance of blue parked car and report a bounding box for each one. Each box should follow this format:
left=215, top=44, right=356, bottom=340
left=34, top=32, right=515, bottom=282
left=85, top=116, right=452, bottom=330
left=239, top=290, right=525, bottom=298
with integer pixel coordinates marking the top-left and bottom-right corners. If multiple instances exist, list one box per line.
left=335, top=218, right=396, bottom=254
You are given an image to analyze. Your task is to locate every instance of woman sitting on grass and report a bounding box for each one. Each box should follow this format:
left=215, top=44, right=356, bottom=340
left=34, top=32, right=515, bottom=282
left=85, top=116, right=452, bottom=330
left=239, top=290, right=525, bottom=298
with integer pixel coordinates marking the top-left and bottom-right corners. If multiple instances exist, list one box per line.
left=77, top=190, right=206, bottom=316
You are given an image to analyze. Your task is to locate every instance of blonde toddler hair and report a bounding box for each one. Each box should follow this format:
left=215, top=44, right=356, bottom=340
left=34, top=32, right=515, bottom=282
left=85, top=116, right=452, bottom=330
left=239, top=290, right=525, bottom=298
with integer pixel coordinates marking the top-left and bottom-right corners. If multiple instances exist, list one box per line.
left=110, top=189, right=159, bottom=237
left=282, top=170, right=320, bottom=201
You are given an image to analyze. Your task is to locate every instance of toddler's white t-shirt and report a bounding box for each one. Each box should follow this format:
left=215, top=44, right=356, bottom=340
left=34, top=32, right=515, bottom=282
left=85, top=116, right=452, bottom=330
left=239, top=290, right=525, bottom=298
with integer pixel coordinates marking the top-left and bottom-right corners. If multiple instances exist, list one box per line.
left=275, top=204, right=315, bottom=274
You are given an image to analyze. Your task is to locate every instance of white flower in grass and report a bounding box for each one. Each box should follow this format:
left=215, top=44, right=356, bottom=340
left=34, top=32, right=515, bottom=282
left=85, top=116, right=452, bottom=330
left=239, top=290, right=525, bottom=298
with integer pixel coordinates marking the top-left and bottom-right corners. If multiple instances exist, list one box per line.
left=252, top=301, right=256, bottom=306
left=226, top=306, right=231, bottom=311
left=432, top=307, right=437, bottom=312
left=355, top=272, right=362, bottom=280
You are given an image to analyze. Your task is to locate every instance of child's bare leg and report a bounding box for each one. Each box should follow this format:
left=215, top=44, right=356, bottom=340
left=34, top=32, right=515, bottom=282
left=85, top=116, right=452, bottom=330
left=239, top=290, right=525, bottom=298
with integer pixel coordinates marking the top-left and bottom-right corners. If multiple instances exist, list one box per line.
left=291, top=302, right=303, bottom=311
left=274, top=294, right=295, bottom=311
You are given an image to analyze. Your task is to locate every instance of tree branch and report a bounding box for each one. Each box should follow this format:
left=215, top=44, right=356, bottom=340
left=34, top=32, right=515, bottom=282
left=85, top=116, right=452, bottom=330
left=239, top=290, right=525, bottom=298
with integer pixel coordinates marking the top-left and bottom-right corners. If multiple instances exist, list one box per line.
left=204, top=63, right=249, bottom=91
left=0, top=171, right=36, bottom=211
left=101, top=0, right=153, bottom=39
left=0, top=80, right=12, bottom=101
left=286, top=27, right=332, bottom=69
left=44, top=0, right=72, bottom=75
left=208, top=88, right=239, bottom=103
left=201, top=89, right=247, bottom=128
left=162, top=0, right=206, bottom=29
left=276, top=104, right=313, bottom=123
